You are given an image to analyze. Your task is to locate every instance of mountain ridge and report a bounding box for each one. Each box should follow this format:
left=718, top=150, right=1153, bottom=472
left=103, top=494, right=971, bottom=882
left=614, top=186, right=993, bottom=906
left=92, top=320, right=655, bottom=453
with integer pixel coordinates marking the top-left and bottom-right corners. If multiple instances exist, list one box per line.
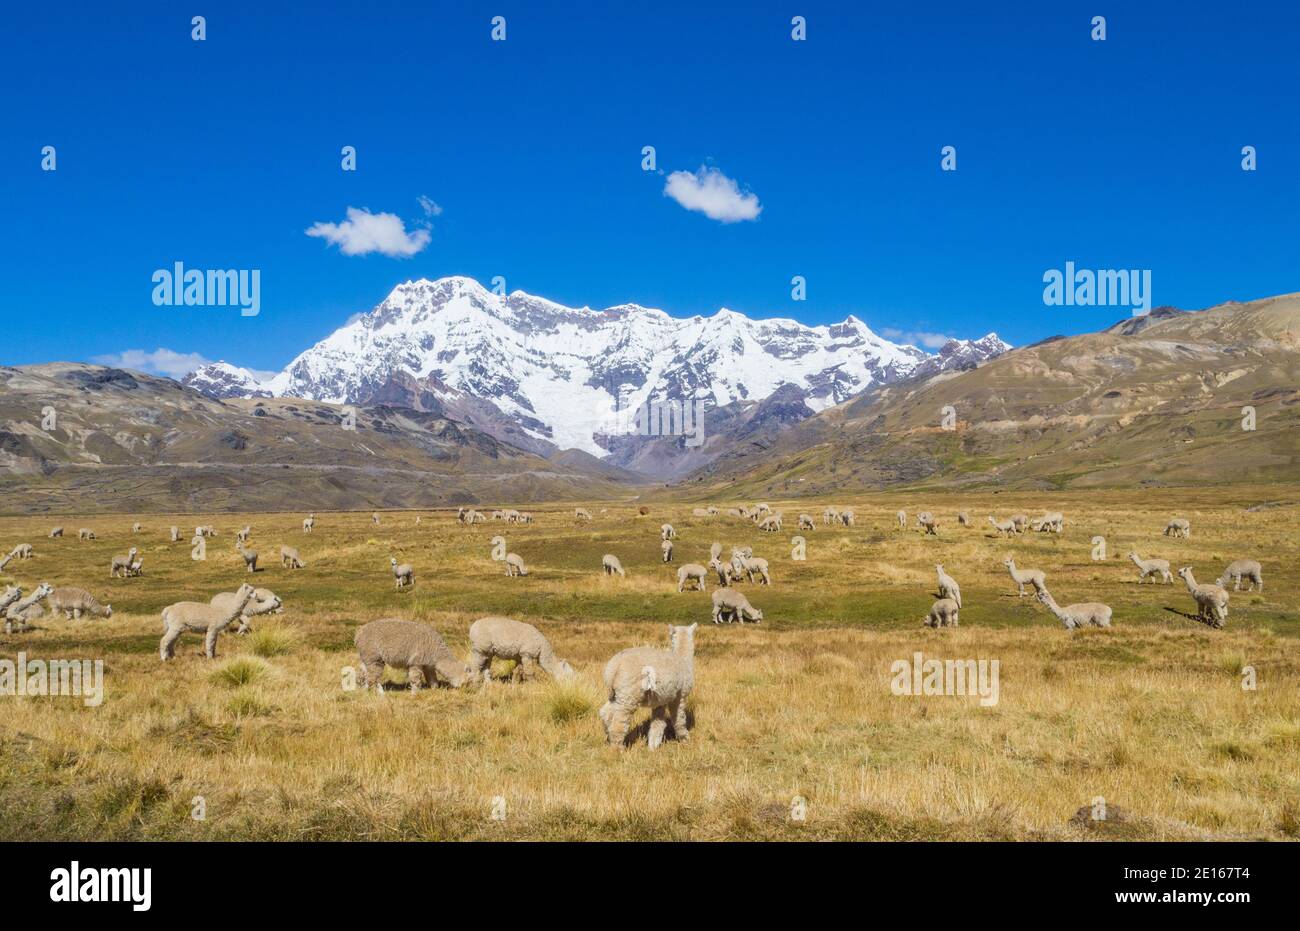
left=182, top=276, right=1010, bottom=458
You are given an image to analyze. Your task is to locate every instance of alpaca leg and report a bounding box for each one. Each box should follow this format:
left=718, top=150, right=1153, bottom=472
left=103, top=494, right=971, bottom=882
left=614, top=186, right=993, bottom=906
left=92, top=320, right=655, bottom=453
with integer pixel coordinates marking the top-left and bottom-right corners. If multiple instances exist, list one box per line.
left=647, top=713, right=668, bottom=751
left=671, top=699, right=689, bottom=741
left=159, top=626, right=183, bottom=661
left=203, top=625, right=222, bottom=659
left=363, top=661, right=385, bottom=693
left=469, top=649, right=492, bottom=683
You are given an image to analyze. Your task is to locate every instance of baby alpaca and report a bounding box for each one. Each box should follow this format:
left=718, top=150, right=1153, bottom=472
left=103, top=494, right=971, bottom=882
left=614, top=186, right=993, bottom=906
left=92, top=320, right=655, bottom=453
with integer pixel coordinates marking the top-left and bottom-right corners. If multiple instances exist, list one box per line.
left=1178, top=567, right=1228, bottom=628
left=602, top=554, right=626, bottom=577
left=935, top=564, right=961, bottom=608
left=390, top=557, right=414, bottom=589
left=355, top=618, right=473, bottom=692
left=711, top=587, right=763, bottom=624
left=1035, top=589, right=1112, bottom=630
left=159, top=583, right=256, bottom=660
left=924, top=597, right=960, bottom=628
left=504, top=553, right=529, bottom=577
left=677, top=563, right=708, bottom=592
left=1003, top=557, right=1046, bottom=596
left=468, top=616, right=573, bottom=684
left=1127, top=551, right=1172, bottom=584
left=1216, top=559, right=1263, bottom=592
left=598, top=624, right=696, bottom=750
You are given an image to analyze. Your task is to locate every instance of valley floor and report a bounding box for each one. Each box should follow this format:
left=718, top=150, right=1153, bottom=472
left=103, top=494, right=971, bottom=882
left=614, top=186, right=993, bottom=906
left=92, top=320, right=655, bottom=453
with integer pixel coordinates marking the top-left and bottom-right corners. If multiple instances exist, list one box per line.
left=1, top=485, right=1297, bottom=840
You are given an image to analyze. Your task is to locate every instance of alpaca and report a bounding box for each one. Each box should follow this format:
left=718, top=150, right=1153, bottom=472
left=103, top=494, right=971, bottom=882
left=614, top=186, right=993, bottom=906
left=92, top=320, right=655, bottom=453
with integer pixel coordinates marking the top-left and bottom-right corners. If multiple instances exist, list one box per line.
left=935, top=564, right=961, bottom=608
left=468, top=616, right=573, bottom=684
left=1003, top=557, right=1046, bottom=596
left=1178, top=567, right=1228, bottom=628
left=159, top=584, right=256, bottom=659
left=598, top=624, right=696, bottom=749
left=1035, top=589, right=1112, bottom=630
left=1127, top=551, right=1172, bottom=584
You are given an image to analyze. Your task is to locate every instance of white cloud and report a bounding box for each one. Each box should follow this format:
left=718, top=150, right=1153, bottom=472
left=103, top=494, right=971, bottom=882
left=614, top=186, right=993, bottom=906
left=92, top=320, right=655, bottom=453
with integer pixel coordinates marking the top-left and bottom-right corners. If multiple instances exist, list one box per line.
left=663, top=166, right=762, bottom=223
left=306, top=206, right=431, bottom=257
left=91, top=348, right=214, bottom=379
left=417, top=195, right=443, bottom=217
left=882, top=328, right=955, bottom=350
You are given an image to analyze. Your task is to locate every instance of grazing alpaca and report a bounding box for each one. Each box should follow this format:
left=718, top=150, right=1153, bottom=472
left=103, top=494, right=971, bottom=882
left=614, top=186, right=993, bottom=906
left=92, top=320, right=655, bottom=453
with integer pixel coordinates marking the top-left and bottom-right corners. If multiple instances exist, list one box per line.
left=1216, top=560, right=1263, bottom=593
left=1035, top=589, right=1112, bottom=630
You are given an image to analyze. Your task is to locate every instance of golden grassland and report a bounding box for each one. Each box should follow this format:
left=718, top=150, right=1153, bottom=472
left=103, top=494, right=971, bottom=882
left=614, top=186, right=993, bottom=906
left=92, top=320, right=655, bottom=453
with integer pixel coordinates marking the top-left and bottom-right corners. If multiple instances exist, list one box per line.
left=1, top=485, right=1297, bottom=840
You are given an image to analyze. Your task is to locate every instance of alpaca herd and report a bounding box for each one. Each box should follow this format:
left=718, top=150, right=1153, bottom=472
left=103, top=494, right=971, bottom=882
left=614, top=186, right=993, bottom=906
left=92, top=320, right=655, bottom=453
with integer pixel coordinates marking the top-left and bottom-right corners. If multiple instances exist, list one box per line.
left=0, top=503, right=1273, bottom=750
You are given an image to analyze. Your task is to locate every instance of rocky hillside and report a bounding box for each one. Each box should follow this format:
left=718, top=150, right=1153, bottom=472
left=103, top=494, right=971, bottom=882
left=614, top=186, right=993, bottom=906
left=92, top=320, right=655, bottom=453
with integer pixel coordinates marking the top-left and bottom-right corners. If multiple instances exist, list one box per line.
left=672, top=294, right=1300, bottom=496
left=0, top=364, right=640, bottom=514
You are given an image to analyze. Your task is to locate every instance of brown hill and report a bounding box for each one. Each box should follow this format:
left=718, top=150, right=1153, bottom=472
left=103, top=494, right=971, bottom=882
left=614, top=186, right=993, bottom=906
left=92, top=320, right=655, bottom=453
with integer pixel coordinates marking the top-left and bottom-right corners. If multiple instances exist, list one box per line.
left=0, top=364, right=640, bottom=514
left=673, top=294, right=1300, bottom=497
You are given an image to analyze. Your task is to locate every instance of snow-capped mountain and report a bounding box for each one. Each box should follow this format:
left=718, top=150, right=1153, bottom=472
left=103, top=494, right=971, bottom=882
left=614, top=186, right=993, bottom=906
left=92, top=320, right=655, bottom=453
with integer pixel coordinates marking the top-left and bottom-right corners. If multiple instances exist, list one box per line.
left=183, top=276, right=1009, bottom=456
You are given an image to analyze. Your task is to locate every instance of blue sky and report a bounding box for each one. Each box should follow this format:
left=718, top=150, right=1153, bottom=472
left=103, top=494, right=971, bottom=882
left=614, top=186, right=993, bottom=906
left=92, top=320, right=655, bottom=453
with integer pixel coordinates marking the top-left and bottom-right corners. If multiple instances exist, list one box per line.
left=3, top=0, right=1297, bottom=377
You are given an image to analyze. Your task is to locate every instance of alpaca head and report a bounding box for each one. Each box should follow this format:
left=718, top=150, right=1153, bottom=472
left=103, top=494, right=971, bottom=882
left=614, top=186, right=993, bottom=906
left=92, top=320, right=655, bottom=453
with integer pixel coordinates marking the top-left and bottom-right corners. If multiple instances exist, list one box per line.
left=669, top=623, right=699, bottom=652
left=1177, top=566, right=1193, bottom=582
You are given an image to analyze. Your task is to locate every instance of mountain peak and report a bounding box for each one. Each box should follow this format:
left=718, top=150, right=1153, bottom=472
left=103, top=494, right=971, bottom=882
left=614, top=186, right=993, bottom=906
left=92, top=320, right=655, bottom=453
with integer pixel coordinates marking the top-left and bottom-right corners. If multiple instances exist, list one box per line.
left=182, top=281, right=1010, bottom=455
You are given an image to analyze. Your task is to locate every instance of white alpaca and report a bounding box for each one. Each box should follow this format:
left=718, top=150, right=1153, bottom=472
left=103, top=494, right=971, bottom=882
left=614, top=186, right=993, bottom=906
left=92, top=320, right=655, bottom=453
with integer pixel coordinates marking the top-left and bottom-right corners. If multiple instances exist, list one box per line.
left=1127, top=551, right=1172, bottom=584
left=677, top=563, right=708, bottom=592
left=1216, top=560, right=1263, bottom=592
left=468, top=616, right=573, bottom=684
left=924, top=597, right=959, bottom=628
left=988, top=516, right=1016, bottom=536
left=390, top=557, right=414, bottom=589
left=1003, top=557, right=1046, bottom=596
left=1178, top=567, right=1228, bottom=628
left=661, top=539, right=674, bottom=563
left=711, top=587, right=763, bottom=624
left=159, top=584, right=256, bottom=659
left=602, top=554, right=626, bottom=577
left=1035, top=589, right=1112, bottom=630
left=935, top=564, right=961, bottom=607
left=1164, top=518, right=1191, bottom=538
left=598, top=624, right=696, bottom=750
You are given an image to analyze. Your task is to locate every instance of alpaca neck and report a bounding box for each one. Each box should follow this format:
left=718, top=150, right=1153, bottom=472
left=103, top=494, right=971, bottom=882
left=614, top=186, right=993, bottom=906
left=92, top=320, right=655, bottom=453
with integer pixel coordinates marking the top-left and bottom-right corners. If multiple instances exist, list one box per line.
left=1182, top=573, right=1197, bottom=593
